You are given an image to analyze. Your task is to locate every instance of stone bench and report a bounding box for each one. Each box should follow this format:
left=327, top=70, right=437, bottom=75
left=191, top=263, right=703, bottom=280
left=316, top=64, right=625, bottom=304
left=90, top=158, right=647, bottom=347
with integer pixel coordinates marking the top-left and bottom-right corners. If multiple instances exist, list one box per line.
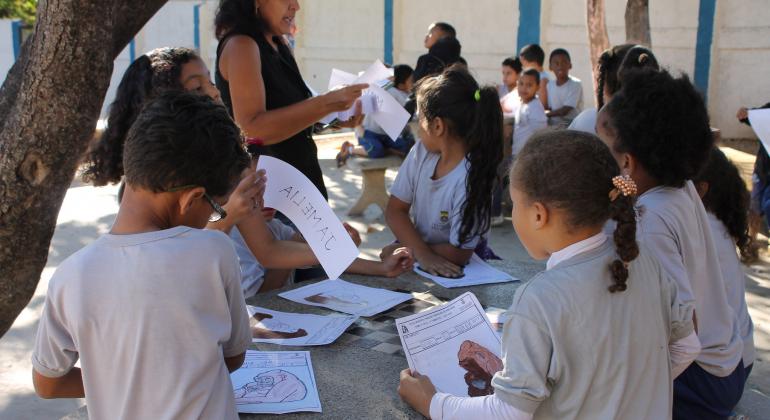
left=347, top=155, right=403, bottom=216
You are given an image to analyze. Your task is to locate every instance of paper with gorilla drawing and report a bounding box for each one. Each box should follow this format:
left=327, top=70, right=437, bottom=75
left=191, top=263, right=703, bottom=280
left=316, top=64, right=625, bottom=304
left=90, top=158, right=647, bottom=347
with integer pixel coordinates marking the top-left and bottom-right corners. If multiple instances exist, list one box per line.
left=396, top=292, right=502, bottom=397
left=257, top=156, right=359, bottom=280
left=246, top=305, right=358, bottom=346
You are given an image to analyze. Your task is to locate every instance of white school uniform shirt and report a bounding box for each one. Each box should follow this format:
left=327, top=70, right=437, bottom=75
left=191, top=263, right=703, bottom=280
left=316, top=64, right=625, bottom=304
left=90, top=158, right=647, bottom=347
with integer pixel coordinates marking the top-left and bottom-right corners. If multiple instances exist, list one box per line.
left=230, top=219, right=297, bottom=298
left=567, top=107, right=597, bottom=134
left=511, top=99, right=548, bottom=156
left=363, top=86, right=410, bottom=135
left=636, top=181, right=743, bottom=377
left=546, top=76, right=583, bottom=125
left=707, top=212, right=755, bottom=366
left=31, top=227, right=251, bottom=420
left=389, top=141, right=484, bottom=249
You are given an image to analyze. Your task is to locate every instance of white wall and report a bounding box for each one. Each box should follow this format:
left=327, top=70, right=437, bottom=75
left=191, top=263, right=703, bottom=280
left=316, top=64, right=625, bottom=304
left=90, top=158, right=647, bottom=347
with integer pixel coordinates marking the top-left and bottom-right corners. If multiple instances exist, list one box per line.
left=0, top=19, right=19, bottom=83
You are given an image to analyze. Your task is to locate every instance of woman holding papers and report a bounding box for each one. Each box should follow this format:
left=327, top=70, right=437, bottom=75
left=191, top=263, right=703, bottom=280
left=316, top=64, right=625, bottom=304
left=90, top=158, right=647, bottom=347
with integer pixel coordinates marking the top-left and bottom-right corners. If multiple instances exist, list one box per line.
left=215, top=0, right=366, bottom=199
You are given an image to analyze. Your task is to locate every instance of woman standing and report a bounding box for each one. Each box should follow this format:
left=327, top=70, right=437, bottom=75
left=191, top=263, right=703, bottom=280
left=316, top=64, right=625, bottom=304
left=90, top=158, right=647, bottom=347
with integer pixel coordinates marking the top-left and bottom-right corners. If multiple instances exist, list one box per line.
left=215, top=0, right=366, bottom=199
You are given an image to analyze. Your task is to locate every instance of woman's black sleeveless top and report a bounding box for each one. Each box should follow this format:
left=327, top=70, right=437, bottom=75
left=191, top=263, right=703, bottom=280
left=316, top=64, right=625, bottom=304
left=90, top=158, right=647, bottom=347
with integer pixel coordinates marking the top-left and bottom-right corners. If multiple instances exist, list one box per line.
left=216, top=31, right=328, bottom=199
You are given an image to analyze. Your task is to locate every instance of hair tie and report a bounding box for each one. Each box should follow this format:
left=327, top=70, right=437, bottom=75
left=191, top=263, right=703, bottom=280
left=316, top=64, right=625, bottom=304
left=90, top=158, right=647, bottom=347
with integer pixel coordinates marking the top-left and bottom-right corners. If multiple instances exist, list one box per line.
left=609, top=175, right=637, bottom=201
left=246, top=137, right=264, bottom=146
left=473, top=89, right=481, bottom=102
left=638, top=53, right=648, bottom=64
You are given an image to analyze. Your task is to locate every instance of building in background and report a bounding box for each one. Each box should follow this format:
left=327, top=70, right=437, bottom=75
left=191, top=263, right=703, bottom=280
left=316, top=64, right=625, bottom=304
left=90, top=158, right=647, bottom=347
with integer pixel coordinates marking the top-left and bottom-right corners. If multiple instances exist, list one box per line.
left=0, top=0, right=767, bottom=140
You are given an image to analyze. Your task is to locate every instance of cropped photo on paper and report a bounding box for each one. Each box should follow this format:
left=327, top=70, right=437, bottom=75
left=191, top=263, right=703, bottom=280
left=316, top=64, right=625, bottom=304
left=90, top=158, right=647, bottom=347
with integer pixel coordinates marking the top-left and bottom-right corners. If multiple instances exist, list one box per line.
left=279, top=279, right=413, bottom=317
left=231, top=351, right=322, bottom=414
left=256, top=156, right=359, bottom=280
left=246, top=305, right=358, bottom=346
left=414, top=254, right=518, bottom=288
left=396, top=292, right=503, bottom=397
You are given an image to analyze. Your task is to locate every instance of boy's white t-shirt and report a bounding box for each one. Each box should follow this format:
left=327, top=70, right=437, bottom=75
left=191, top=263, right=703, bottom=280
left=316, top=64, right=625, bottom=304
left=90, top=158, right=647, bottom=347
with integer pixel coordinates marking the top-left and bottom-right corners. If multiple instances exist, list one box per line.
left=707, top=212, right=755, bottom=366
left=636, top=181, right=743, bottom=377
left=389, top=141, right=484, bottom=249
left=32, top=227, right=251, bottom=420
left=231, top=219, right=297, bottom=298
left=547, top=76, right=583, bottom=123
left=568, top=107, right=598, bottom=134
left=511, top=99, right=548, bottom=156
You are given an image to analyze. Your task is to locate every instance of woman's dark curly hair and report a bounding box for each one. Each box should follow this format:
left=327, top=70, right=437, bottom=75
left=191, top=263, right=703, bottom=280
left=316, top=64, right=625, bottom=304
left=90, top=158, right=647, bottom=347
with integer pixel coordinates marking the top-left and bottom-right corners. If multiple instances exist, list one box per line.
left=596, top=44, right=659, bottom=108
left=602, top=68, right=713, bottom=188
left=82, top=47, right=199, bottom=186
left=215, top=0, right=265, bottom=40
left=512, top=130, right=639, bottom=293
left=694, top=147, right=758, bottom=262
left=415, top=65, right=503, bottom=247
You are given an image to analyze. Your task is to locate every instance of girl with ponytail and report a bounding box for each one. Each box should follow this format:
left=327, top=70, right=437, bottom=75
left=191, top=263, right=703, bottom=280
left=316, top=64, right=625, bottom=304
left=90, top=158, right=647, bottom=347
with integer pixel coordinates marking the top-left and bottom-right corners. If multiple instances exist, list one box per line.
left=399, top=130, right=699, bottom=419
left=384, top=65, right=503, bottom=277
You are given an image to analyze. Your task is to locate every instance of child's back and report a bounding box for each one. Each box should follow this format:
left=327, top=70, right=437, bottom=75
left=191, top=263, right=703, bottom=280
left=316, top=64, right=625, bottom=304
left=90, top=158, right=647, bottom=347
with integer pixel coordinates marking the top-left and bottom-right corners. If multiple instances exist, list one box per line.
left=494, top=240, right=686, bottom=419
left=34, top=227, right=249, bottom=419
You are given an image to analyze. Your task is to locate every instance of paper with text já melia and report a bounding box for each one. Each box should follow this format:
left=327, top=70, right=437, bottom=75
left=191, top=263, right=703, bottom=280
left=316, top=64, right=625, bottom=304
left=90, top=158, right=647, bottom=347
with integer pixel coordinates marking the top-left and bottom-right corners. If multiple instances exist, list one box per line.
left=257, top=156, right=359, bottom=280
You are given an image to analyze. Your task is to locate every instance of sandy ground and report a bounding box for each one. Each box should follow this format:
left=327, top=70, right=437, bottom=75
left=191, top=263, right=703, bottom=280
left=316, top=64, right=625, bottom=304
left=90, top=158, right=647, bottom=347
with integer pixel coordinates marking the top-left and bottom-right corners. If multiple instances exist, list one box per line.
left=1, top=134, right=768, bottom=419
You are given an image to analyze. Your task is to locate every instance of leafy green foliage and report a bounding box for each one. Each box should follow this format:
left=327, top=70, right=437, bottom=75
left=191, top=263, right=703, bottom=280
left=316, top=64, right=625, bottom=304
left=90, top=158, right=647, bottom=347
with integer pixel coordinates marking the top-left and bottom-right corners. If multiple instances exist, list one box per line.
left=0, top=0, right=37, bottom=26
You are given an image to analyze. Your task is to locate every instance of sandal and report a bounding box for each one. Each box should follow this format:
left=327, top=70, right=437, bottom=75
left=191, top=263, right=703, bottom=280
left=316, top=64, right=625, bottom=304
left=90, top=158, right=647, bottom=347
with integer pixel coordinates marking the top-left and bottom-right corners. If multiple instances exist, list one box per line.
left=336, top=141, right=353, bottom=167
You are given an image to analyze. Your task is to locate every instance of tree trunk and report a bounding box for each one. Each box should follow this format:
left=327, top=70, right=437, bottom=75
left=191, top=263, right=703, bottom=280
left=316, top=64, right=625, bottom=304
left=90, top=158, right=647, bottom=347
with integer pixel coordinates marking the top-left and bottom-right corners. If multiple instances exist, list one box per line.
left=586, top=0, right=611, bottom=107
left=0, top=0, right=169, bottom=338
left=625, top=0, right=651, bottom=46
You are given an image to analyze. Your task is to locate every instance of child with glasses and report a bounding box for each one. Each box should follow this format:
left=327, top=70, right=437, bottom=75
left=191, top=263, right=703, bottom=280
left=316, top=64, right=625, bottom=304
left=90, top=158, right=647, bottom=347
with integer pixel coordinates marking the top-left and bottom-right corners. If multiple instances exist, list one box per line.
left=32, top=91, right=254, bottom=419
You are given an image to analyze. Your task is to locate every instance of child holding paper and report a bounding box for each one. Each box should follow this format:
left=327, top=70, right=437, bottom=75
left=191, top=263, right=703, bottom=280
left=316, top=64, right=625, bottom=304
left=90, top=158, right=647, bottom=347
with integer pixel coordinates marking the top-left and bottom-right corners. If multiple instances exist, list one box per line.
left=32, top=92, right=253, bottom=419
left=398, top=130, right=699, bottom=419
left=598, top=69, right=745, bottom=418
left=383, top=66, right=503, bottom=278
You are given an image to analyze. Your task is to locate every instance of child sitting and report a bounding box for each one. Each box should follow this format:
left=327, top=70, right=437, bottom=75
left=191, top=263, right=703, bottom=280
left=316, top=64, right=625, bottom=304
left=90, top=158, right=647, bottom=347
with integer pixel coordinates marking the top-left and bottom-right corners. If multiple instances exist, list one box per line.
left=597, top=68, right=745, bottom=419
left=337, top=64, right=416, bottom=165
left=32, top=92, right=253, bottom=419
left=694, top=147, right=756, bottom=378
left=384, top=66, right=503, bottom=277
left=511, top=69, right=547, bottom=158
left=545, top=48, right=583, bottom=127
left=398, top=130, right=698, bottom=419
left=518, top=44, right=550, bottom=109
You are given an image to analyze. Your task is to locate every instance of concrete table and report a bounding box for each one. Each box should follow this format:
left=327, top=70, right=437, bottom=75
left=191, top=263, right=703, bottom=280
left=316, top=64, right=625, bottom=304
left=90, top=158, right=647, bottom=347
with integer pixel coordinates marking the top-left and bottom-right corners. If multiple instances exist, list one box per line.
left=240, top=259, right=544, bottom=419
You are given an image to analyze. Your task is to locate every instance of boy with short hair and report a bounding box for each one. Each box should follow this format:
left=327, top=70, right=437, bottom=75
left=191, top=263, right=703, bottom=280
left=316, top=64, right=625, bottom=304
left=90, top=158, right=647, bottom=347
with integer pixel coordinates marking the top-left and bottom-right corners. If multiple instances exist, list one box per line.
left=511, top=68, right=548, bottom=158
left=32, top=91, right=253, bottom=419
left=500, top=57, right=522, bottom=110
left=519, top=44, right=551, bottom=108
left=546, top=48, right=583, bottom=127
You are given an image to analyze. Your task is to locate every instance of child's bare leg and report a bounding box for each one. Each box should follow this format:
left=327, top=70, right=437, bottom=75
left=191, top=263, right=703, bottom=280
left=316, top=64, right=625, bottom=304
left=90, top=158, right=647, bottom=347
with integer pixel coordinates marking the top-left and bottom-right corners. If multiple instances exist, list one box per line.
left=259, top=269, right=293, bottom=293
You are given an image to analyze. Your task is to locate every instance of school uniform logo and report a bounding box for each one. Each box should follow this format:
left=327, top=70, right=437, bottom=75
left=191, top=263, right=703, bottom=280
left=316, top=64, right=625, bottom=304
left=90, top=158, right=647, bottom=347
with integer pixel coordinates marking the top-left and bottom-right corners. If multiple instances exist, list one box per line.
left=432, top=210, right=451, bottom=232
left=440, top=211, right=449, bottom=223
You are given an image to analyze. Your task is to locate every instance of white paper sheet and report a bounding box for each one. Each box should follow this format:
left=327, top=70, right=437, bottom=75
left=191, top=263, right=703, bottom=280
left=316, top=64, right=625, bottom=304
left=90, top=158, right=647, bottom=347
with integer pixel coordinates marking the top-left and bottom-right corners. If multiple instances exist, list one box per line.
left=749, top=109, right=770, bottom=155
left=485, top=306, right=511, bottom=337
left=279, top=279, right=412, bottom=317
left=231, top=351, right=322, bottom=414
left=246, top=305, right=357, bottom=346
left=321, top=60, right=409, bottom=140
left=413, top=254, right=518, bottom=288
left=257, top=156, right=359, bottom=280
left=396, top=292, right=503, bottom=397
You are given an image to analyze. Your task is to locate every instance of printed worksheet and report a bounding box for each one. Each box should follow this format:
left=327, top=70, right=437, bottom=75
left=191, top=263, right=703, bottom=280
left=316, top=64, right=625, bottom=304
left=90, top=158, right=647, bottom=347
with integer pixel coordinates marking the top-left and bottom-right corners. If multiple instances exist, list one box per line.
left=749, top=109, right=770, bottom=155
left=396, top=292, right=503, bottom=397
left=246, top=305, right=357, bottom=346
left=231, top=351, right=322, bottom=414
left=279, top=279, right=412, bottom=317
left=414, top=254, right=518, bottom=288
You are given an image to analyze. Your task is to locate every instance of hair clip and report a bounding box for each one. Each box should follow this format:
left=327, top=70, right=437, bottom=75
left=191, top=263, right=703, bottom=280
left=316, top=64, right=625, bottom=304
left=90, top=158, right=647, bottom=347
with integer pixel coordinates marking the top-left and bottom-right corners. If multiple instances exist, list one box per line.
left=609, top=175, right=637, bottom=201
left=473, top=89, right=481, bottom=102
left=638, top=53, right=648, bottom=64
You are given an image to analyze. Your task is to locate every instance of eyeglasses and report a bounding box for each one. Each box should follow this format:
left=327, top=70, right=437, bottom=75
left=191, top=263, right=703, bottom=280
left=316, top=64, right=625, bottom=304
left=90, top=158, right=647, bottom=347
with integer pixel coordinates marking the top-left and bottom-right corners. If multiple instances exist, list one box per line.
left=166, top=185, right=228, bottom=223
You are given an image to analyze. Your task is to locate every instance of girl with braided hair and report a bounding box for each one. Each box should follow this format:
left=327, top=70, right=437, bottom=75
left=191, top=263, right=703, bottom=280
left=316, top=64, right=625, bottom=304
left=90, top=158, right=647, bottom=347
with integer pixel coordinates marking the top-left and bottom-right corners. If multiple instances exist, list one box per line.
left=597, top=68, right=746, bottom=419
left=398, top=130, right=697, bottom=419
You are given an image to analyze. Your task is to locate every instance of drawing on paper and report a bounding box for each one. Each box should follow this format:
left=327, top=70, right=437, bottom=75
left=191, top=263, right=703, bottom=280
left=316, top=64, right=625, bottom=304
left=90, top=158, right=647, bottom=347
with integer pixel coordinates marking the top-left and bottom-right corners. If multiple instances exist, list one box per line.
left=233, top=369, right=307, bottom=404
left=304, top=292, right=368, bottom=310
left=250, top=313, right=308, bottom=340
left=457, top=340, right=503, bottom=397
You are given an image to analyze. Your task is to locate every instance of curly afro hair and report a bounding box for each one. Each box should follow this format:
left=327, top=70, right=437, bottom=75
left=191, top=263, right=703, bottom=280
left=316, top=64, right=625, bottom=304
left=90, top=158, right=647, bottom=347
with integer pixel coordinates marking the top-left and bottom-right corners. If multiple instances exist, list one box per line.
left=603, top=68, right=713, bottom=188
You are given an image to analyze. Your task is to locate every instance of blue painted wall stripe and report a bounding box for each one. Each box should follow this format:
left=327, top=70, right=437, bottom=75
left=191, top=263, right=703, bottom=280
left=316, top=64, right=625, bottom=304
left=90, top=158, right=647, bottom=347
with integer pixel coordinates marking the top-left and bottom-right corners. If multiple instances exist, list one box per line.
left=384, top=0, right=394, bottom=64
left=517, top=0, right=542, bottom=53
left=11, top=20, right=21, bottom=59
left=129, top=38, right=136, bottom=62
left=193, top=4, right=201, bottom=51
left=694, top=0, right=716, bottom=100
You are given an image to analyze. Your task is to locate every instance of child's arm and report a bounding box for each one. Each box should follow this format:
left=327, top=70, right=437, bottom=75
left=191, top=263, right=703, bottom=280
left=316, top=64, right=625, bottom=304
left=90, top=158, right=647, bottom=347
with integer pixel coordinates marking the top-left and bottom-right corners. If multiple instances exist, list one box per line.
left=207, top=170, right=264, bottom=234
left=32, top=368, right=85, bottom=399
left=385, top=196, right=465, bottom=277
left=545, top=106, right=574, bottom=118
left=224, top=353, right=246, bottom=373
left=346, top=247, right=414, bottom=277
left=237, top=212, right=318, bottom=269
left=538, top=78, right=549, bottom=109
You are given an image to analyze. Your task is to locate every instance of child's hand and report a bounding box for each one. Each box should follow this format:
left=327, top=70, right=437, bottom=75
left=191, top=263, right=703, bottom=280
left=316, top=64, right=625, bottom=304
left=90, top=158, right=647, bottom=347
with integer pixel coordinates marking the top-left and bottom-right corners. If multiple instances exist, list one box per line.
left=379, top=243, right=400, bottom=261
left=417, top=252, right=463, bottom=278
left=343, top=222, right=362, bottom=247
left=398, top=369, right=436, bottom=418
left=736, top=107, right=749, bottom=121
left=337, top=100, right=365, bottom=128
left=221, top=170, right=263, bottom=225
left=380, top=247, right=415, bottom=277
